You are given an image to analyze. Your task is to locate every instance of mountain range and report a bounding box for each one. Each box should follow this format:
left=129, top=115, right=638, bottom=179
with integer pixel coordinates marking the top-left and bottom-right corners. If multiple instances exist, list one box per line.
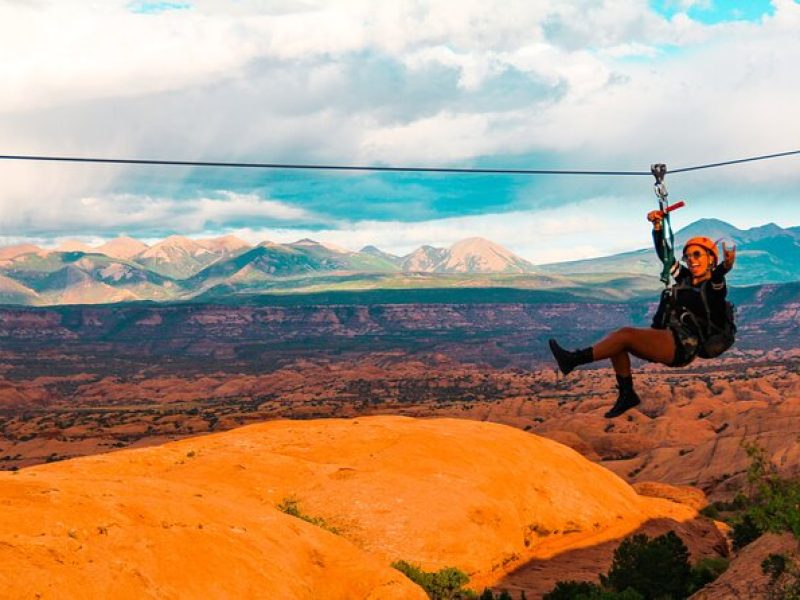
left=0, top=235, right=542, bottom=305
left=1, top=219, right=799, bottom=305
left=537, top=218, right=800, bottom=286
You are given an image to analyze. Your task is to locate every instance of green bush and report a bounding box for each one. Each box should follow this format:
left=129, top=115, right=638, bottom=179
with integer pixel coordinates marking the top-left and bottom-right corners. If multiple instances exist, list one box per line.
left=731, top=512, right=762, bottom=551
left=761, top=553, right=800, bottom=600
left=602, top=532, right=692, bottom=599
left=545, top=530, right=728, bottom=599
left=698, top=504, right=719, bottom=520
left=540, top=439, right=800, bottom=599
left=699, top=494, right=748, bottom=520
left=715, top=440, right=800, bottom=551
left=543, top=580, right=642, bottom=599
left=741, top=440, right=800, bottom=539
left=762, top=553, right=789, bottom=581
left=391, top=560, right=475, bottom=600
left=275, top=496, right=341, bottom=535
left=543, top=580, right=602, bottom=599
left=689, top=557, right=729, bottom=592
left=479, top=589, right=521, bottom=600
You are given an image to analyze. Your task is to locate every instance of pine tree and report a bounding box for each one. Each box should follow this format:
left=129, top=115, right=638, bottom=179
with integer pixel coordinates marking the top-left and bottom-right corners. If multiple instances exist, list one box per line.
left=604, top=532, right=691, bottom=599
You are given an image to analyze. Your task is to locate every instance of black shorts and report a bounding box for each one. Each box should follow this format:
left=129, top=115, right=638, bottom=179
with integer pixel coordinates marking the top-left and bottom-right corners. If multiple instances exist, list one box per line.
left=668, top=319, right=700, bottom=367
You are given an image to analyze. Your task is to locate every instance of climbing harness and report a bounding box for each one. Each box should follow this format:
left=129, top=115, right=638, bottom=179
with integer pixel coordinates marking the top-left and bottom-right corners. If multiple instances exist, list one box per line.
left=658, top=277, right=737, bottom=359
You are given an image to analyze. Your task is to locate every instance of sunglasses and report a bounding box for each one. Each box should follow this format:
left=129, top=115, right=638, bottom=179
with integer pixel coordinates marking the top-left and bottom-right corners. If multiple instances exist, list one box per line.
left=683, top=250, right=708, bottom=261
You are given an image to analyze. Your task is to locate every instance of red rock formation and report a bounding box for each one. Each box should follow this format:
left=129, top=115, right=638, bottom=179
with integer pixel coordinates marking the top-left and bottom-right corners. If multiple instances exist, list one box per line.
left=0, top=416, right=725, bottom=598
left=691, top=533, right=799, bottom=599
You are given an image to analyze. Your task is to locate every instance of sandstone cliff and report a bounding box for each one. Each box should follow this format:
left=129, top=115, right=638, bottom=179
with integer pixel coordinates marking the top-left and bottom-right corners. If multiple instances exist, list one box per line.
left=0, top=416, right=725, bottom=598
left=690, top=533, right=799, bottom=599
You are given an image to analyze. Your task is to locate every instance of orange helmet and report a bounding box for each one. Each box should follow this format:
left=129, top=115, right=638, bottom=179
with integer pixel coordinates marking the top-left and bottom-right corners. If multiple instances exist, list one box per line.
left=683, top=236, right=718, bottom=265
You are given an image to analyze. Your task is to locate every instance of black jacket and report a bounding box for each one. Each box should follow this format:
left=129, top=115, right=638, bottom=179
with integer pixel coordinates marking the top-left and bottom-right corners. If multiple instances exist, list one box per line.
left=651, top=228, right=730, bottom=335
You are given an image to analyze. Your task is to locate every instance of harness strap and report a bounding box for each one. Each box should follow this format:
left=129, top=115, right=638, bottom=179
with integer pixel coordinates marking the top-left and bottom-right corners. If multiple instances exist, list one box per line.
left=666, top=279, right=722, bottom=341
left=660, top=210, right=677, bottom=285
left=698, top=280, right=726, bottom=335
left=651, top=163, right=676, bottom=285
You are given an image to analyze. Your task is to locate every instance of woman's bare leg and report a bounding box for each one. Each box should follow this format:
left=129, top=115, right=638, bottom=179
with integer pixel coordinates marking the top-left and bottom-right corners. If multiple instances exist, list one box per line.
left=550, top=327, right=674, bottom=418
left=593, top=327, right=675, bottom=367
left=610, top=351, right=631, bottom=377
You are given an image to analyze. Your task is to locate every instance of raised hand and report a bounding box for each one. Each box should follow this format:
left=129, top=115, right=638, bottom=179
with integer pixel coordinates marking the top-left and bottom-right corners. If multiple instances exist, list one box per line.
left=723, top=241, right=736, bottom=269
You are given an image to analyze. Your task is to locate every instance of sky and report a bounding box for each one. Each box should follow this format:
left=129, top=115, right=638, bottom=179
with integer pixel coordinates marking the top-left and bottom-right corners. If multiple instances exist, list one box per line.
left=1, top=0, right=799, bottom=263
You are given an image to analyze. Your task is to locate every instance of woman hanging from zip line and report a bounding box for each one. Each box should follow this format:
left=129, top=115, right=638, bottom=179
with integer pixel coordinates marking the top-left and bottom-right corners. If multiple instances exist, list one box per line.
left=548, top=209, right=736, bottom=418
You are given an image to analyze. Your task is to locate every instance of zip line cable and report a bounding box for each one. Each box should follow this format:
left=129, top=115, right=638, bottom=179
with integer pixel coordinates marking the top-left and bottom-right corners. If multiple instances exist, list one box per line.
left=0, top=149, right=798, bottom=176
left=669, top=149, right=800, bottom=174
left=0, top=154, right=647, bottom=176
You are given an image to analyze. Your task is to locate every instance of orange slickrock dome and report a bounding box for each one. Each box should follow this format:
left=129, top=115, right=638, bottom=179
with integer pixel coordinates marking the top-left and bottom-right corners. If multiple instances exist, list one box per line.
left=0, top=415, right=721, bottom=598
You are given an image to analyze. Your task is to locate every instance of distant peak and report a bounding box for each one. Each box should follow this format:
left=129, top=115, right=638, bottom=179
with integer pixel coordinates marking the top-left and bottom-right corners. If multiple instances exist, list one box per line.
left=290, top=238, right=349, bottom=253
left=217, top=234, right=249, bottom=244
left=748, top=222, right=782, bottom=232
left=676, top=218, right=742, bottom=237
left=449, top=237, right=501, bottom=250
left=153, top=235, right=199, bottom=249
left=0, top=243, right=42, bottom=260
left=195, top=235, right=251, bottom=253
left=441, top=237, right=532, bottom=273
left=361, top=245, right=400, bottom=260
left=55, top=239, right=94, bottom=252
left=97, top=237, right=150, bottom=260
left=453, top=236, right=491, bottom=244
left=684, top=217, right=738, bottom=228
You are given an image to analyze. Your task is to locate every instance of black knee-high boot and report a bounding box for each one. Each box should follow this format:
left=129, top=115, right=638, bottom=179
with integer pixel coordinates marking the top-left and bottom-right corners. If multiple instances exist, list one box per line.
left=605, top=374, right=641, bottom=418
left=548, top=338, right=593, bottom=376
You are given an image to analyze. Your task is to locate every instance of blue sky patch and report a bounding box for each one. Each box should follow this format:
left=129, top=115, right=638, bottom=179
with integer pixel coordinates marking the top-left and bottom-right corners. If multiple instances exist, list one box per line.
left=117, top=166, right=526, bottom=226
left=650, top=0, right=776, bottom=24
left=129, top=1, right=192, bottom=15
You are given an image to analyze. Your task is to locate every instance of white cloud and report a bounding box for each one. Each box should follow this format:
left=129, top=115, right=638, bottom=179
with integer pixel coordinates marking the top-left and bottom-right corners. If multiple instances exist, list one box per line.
left=403, top=46, right=499, bottom=91
left=0, top=0, right=690, bottom=114
left=359, top=112, right=495, bottom=164
left=2, top=187, right=792, bottom=265
left=2, top=191, right=638, bottom=263
left=2, top=0, right=800, bottom=256
left=222, top=195, right=659, bottom=264
left=599, top=42, right=661, bottom=59
left=3, top=2, right=794, bottom=166
left=0, top=190, right=315, bottom=236
left=0, top=3, right=263, bottom=112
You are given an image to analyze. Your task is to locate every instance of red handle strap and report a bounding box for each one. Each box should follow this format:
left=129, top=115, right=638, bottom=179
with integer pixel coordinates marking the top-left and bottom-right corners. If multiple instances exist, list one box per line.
left=664, top=201, right=685, bottom=213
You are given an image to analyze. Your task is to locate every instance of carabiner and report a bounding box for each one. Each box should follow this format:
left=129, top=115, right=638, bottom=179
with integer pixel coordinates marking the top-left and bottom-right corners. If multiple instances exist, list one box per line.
left=651, top=163, right=668, bottom=205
